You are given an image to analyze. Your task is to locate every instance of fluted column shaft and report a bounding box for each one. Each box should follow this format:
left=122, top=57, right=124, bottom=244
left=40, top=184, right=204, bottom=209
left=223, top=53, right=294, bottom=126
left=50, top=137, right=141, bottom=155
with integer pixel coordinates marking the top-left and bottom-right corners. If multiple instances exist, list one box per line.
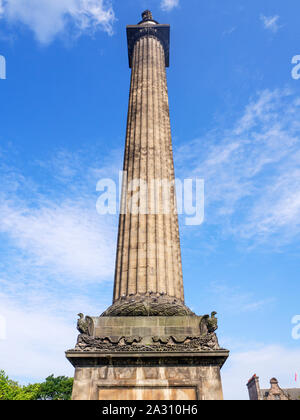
left=113, top=34, right=184, bottom=303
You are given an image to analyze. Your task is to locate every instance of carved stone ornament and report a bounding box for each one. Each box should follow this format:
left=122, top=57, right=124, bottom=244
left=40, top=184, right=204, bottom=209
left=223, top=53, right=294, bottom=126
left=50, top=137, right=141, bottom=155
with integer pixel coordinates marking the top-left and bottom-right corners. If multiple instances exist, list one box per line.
left=71, top=332, right=221, bottom=353
left=199, top=311, right=218, bottom=335
left=77, top=313, right=93, bottom=335
left=101, top=294, right=195, bottom=317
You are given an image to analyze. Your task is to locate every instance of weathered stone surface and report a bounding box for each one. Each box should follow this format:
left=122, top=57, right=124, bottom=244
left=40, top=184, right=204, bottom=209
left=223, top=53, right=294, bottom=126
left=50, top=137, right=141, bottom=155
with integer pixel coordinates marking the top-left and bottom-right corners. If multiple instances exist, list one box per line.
left=102, top=294, right=194, bottom=317
left=71, top=314, right=222, bottom=354
left=79, top=315, right=206, bottom=341
left=69, top=365, right=225, bottom=400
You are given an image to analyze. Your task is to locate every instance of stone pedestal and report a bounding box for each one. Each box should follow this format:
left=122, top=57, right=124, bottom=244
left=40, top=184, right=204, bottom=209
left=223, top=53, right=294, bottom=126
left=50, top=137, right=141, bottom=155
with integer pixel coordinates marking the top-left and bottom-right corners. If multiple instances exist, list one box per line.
left=66, top=316, right=229, bottom=400
left=68, top=358, right=227, bottom=401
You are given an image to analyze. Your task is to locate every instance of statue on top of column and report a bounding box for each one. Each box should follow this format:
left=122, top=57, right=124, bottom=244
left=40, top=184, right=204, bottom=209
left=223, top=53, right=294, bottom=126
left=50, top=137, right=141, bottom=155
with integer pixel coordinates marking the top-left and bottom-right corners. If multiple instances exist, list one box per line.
left=142, top=10, right=153, bottom=22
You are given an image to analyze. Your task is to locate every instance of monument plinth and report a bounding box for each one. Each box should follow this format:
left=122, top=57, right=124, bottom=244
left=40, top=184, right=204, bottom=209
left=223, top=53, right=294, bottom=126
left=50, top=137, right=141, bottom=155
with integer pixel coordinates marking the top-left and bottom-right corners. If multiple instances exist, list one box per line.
left=66, top=10, right=229, bottom=400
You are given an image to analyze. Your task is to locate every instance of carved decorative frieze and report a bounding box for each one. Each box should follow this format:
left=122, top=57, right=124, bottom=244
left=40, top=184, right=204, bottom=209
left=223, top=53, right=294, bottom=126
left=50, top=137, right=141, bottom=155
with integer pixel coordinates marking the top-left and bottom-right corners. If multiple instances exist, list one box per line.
left=71, top=331, right=222, bottom=353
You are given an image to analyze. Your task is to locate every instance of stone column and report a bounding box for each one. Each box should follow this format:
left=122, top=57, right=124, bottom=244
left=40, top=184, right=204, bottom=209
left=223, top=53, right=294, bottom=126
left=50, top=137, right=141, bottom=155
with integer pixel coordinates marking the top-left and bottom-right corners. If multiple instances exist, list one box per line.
left=66, top=12, right=229, bottom=401
left=113, top=11, right=184, bottom=305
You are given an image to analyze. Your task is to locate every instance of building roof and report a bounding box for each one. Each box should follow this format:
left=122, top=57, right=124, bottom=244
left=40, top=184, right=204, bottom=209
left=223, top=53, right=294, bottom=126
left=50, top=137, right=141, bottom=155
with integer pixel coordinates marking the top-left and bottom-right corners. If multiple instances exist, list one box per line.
left=261, top=388, right=300, bottom=400
left=285, top=388, right=300, bottom=400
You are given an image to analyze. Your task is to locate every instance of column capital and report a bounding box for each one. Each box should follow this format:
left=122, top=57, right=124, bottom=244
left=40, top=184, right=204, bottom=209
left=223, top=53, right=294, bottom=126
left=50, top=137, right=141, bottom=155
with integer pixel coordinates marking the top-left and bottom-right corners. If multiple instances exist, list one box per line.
left=126, top=23, right=170, bottom=68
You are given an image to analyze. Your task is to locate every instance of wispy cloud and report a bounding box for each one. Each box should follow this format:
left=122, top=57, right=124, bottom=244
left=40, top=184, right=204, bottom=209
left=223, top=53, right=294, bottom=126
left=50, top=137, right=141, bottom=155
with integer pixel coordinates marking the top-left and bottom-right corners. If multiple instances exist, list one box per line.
left=209, top=282, right=275, bottom=315
left=0, top=147, right=118, bottom=305
left=161, top=0, right=179, bottom=12
left=0, top=150, right=117, bottom=285
left=176, top=89, right=300, bottom=248
left=0, top=0, right=115, bottom=44
left=260, top=14, right=281, bottom=33
left=0, top=201, right=116, bottom=283
left=222, top=27, right=236, bottom=37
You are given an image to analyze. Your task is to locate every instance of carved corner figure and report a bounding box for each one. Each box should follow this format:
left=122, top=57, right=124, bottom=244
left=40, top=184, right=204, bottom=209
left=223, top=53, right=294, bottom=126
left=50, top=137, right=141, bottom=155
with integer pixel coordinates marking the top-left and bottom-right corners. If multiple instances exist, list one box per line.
left=77, top=313, right=93, bottom=336
left=200, top=311, right=218, bottom=335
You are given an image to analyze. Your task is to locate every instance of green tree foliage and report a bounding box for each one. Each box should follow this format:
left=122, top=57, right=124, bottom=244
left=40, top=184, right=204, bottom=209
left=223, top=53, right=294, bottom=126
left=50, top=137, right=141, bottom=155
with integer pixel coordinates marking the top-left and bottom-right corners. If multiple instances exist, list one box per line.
left=36, top=375, right=73, bottom=400
left=0, top=370, right=73, bottom=400
left=0, top=370, right=40, bottom=400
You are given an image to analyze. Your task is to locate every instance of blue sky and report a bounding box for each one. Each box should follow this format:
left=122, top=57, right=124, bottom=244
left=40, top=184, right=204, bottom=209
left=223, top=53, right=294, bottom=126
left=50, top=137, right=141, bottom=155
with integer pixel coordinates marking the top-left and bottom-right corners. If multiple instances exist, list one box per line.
left=0, top=0, right=300, bottom=400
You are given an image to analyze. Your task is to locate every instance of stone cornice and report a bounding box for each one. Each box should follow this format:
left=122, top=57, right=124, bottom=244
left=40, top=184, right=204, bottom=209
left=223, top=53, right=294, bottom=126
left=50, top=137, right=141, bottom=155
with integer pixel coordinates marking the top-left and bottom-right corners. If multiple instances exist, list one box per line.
left=66, top=350, right=229, bottom=369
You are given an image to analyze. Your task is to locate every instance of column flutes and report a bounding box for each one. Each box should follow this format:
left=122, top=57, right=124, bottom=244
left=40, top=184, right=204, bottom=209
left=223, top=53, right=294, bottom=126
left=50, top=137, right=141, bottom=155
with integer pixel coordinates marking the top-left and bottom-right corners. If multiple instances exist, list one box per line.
left=113, top=32, right=184, bottom=304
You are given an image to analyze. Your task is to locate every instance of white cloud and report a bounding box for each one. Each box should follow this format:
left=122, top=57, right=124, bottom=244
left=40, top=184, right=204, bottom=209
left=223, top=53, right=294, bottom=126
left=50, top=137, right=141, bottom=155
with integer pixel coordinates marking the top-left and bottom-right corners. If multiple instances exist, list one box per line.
left=176, top=89, right=300, bottom=248
left=260, top=14, right=281, bottom=33
left=161, top=0, right=179, bottom=12
left=222, top=345, right=300, bottom=400
left=0, top=0, right=115, bottom=44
